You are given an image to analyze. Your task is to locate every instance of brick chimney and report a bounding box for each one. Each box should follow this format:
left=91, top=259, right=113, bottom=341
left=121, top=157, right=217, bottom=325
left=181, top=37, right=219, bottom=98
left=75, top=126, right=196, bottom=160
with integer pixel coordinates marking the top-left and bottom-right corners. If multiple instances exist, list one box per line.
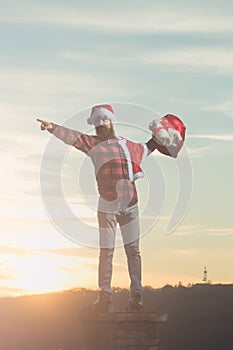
left=81, top=305, right=167, bottom=350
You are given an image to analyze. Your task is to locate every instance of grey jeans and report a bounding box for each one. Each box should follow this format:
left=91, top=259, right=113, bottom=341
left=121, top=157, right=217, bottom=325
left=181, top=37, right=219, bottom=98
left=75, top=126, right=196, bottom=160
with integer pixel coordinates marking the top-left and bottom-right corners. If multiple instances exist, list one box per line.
left=97, top=201, right=142, bottom=297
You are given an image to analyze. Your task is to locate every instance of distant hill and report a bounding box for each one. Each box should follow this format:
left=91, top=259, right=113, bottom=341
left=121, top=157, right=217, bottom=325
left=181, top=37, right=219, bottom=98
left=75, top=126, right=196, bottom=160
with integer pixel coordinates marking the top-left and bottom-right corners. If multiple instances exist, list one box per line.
left=0, top=284, right=233, bottom=350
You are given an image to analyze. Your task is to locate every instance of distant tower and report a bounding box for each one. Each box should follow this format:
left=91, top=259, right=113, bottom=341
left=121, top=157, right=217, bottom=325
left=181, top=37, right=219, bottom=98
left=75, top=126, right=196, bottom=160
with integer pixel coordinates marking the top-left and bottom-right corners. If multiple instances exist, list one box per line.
left=202, top=266, right=207, bottom=283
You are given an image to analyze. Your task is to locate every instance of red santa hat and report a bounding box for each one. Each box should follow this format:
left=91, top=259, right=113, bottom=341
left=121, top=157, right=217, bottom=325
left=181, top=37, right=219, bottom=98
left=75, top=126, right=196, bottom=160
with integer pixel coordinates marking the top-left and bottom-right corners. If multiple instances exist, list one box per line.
left=87, top=104, right=117, bottom=126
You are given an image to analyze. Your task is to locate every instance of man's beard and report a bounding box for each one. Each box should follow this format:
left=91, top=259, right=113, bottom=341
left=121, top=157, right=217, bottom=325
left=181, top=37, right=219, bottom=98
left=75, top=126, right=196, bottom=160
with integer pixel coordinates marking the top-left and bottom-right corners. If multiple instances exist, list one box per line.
left=95, top=124, right=115, bottom=140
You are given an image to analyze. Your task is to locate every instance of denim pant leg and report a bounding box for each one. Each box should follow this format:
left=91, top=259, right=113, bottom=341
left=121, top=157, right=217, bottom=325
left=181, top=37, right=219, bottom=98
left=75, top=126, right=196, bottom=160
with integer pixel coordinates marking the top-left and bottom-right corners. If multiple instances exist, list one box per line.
left=117, top=203, right=142, bottom=296
left=97, top=208, right=117, bottom=295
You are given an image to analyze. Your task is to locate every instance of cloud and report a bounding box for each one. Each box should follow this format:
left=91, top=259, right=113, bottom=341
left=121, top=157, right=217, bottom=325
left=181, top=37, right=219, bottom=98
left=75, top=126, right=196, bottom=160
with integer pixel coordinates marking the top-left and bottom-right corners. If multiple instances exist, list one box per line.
left=60, top=46, right=233, bottom=76
left=126, top=48, right=233, bottom=74
left=173, top=225, right=233, bottom=236
left=0, top=285, right=27, bottom=297
left=202, top=228, right=233, bottom=236
left=169, top=248, right=196, bottom=256
left=1, top=5, right=233, bottom=34
left=0, top=68, right=112, bottom=103
left=0, top=67, right=140, bottom=127
left=185, top=145, right=214, bottom=158
left=189, top=134, right=233, bottom=141
left=49, top=247, right=97, bottom=258
left=0, top=245, right=33, bottom=257
left=204, top=101, right=233, bottom=118
left=0, top=272, right=15, bottom=281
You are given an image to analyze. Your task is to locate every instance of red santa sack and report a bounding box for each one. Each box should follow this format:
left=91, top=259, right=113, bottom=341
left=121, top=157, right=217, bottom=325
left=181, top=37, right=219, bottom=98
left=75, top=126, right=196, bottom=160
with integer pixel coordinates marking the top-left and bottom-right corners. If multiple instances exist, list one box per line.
left=149, top=114, right=186, bottom=158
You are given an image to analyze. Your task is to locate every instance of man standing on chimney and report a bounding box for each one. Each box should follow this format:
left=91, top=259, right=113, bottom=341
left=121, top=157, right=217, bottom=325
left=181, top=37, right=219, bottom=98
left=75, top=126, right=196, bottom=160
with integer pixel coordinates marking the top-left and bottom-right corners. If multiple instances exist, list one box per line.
left=37, top=104, right=158, bottom=309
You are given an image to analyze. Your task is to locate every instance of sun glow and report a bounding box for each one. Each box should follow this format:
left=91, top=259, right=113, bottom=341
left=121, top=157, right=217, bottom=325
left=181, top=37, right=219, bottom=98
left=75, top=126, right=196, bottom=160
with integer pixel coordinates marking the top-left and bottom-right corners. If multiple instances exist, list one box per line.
left=4, top=252, right=96, bottom=295
left=18, top=255, right=67, bottom=293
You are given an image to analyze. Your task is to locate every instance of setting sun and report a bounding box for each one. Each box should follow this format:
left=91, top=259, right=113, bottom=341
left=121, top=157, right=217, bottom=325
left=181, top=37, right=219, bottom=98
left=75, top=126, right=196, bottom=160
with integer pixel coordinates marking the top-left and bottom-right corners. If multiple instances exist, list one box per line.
left=17, top=254, right=67, bottom=293
left=4, top=252, right=97, bottom=295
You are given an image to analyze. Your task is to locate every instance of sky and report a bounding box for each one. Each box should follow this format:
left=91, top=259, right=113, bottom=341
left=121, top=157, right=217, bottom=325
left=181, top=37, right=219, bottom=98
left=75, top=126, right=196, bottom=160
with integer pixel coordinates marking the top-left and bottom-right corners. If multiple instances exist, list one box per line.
left=0, top=0, right=233, bottom=297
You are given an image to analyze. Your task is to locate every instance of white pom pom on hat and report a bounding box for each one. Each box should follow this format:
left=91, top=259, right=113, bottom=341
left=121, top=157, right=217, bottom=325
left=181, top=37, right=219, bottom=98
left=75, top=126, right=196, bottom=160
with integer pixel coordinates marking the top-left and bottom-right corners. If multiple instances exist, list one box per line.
left=87, top=104, right=117, bottom=125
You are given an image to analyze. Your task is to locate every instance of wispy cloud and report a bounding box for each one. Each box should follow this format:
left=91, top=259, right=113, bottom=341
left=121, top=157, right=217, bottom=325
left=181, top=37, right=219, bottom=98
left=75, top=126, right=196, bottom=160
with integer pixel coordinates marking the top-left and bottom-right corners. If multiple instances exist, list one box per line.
left=186, top=145, right=214, bottom=158
left=1, top=5, right=233, bottom=34
left=0, top=245, right=33, bottom=257
left=204, top=101, right=233, bottom=118
left=189, top=134, right=233, bottom=141
left=174, top=225, right=233, bottom=236
left=168, top=248, right=197, bottom=256
left=0, top=68, right=113, bottom=102
left=61, top=47, right=233, bottom=76
left=202, top=228, right=233, bottom=236
left=127, top=48, right=233, bottom=74
left=50, top=247, right=97, bottom=258
left=0, top=67, right=140, bottom=124
left=0, top=285, right=26, bottom=297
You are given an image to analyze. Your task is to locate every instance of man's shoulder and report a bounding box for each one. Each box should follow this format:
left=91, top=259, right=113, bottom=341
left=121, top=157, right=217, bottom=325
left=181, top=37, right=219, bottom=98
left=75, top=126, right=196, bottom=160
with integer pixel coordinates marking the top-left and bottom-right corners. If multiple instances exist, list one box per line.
left=120, top=137, right=143, bottom=146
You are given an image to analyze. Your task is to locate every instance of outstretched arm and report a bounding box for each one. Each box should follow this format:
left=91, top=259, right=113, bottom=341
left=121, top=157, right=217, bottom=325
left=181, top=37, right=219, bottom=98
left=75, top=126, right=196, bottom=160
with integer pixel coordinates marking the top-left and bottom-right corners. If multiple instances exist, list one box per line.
left=37, top=118, right=53, bottom=131
left=36, top=118, right=95, bottom=154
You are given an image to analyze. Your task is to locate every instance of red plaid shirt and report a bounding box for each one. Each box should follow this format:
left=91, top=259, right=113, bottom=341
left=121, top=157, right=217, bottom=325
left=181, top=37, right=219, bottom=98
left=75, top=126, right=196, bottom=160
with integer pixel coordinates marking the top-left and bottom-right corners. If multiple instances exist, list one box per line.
left=49, top=123, right=156, bottom=207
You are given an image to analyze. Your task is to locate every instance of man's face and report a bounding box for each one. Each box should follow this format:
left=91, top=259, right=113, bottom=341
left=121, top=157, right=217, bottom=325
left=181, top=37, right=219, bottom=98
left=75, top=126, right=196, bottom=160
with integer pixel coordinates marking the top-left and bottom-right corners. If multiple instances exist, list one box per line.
left=94, top=116, right=111, bottom=128
left=95, top=116, right=115, bottom=140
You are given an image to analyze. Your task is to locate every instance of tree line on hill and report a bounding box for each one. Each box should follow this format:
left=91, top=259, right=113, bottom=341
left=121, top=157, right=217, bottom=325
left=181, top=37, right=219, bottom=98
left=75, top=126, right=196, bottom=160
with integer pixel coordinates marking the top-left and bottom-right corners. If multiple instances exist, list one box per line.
left=0, top=284, right=233, bottom=350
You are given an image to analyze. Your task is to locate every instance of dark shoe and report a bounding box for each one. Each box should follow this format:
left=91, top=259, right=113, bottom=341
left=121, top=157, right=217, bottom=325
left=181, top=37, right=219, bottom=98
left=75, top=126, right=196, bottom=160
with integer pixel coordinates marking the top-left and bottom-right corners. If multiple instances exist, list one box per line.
left=129, top=293, right=143, bottom=309
left=93, top=293, right=112, bottom=310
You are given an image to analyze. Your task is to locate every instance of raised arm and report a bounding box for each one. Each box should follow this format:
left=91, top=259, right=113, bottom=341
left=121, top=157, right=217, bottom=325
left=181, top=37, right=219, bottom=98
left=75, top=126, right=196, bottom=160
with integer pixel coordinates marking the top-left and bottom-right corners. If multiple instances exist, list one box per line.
left=148, top=114, right=186, bottom=158
left=36, top=118, right=95, bottom=154
left=145, top=137, right=157, bottom=155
